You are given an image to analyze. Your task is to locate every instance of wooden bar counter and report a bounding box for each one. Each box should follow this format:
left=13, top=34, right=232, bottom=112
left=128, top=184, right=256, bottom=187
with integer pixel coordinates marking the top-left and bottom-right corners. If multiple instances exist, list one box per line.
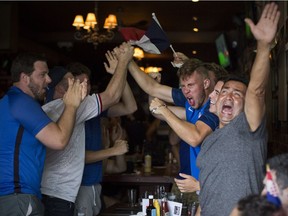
left=102, top=163, right=178, bottom=199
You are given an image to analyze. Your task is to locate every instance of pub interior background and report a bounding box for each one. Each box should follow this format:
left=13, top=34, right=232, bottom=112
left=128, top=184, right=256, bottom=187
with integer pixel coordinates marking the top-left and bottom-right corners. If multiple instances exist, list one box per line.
left=0, top=1, right=287, bottom=161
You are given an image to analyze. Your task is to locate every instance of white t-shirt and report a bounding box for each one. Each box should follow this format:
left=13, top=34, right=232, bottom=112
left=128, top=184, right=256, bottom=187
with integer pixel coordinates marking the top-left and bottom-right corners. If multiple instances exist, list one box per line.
left=41, top=94, right=102, bottom=202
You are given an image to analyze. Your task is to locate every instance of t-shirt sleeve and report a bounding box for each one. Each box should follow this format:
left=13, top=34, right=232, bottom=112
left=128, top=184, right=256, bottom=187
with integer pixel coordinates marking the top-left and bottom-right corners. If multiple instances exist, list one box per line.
left=75, top=93, right=102, bottom=123
left=172, top=87, right=186, bottom=107
left=10, top=93, right=52, bottom=136
left=198, top=111, right=219, bottom=131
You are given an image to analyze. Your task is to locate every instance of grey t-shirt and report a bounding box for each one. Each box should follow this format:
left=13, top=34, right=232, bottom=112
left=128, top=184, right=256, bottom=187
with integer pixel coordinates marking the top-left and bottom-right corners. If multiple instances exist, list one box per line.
left=197, top=112, right=267, bottom=216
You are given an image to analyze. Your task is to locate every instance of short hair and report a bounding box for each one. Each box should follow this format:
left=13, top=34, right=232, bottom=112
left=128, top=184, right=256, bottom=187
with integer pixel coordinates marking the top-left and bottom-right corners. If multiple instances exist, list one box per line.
left=10, top=52, right=47, bottom=82
left=177, top=58, right=203, bottom=79
left=224, top=74, right=249, bottom=87
left=274, top=164, right=288, bottom=191
left=267, top=154, right=288, bottom=192
left=237, top=194, right=281, bottom=216
left=202, top=62, right=229, bottom=82
left=66, top=62, right=91, bottom=77
left=268, top=153, right=288, bottom=170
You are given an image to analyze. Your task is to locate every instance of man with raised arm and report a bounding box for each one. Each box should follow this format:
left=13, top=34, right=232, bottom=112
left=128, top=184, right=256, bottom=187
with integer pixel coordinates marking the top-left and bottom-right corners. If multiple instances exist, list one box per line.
left=197, top=3, right=281, bottom=216
left=40, top=42, right=134, bottom=216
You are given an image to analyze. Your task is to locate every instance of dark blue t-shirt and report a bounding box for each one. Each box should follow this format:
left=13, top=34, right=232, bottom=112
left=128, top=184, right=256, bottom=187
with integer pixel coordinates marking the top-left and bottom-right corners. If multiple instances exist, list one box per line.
left=81, top=111, right=107, bottom=186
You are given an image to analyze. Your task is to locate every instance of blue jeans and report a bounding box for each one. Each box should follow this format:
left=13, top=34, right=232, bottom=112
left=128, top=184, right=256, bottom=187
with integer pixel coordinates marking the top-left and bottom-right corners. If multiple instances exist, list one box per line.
left=42, top=195, right=75, bottom=216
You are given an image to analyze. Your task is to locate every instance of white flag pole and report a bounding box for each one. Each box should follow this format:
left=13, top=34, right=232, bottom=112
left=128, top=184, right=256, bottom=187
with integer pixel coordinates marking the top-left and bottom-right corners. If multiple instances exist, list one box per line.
left=152, top=13, right=177, bottom=57
left=170, top=45, right=178, bottom=57
left=152, top=13, right=163, bottom=29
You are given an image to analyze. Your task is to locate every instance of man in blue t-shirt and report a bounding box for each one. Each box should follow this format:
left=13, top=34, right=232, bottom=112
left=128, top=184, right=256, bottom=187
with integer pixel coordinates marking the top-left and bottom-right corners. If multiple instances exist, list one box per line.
left=128, top=57, right=227, bottom=203
left=0, top=53, right=86, bottom=215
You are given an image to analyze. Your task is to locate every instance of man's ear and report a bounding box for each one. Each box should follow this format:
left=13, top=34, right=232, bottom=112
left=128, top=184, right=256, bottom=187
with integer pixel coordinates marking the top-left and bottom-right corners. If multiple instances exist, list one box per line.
left=21, top=73, right=30, bottom=84
left=204, top=78, right=210, bottom=90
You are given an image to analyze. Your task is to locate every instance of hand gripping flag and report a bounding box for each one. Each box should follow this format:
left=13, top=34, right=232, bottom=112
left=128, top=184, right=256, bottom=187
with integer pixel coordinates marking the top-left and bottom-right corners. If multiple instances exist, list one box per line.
left=266, top=164, right=282, bottom=207
left=119, top=13, right=170, bottom=54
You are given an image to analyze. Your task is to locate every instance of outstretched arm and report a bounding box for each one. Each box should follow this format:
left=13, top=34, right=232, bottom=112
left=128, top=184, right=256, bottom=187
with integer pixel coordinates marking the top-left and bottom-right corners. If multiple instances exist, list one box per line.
left=103, top=50, right=137, bottom=117
left=150, top=98, right=212, bottom=147
left=244, top=2, right=280, bottom=131
left=128, top=59, right=174, bottom=103
left=100, top=42, right=134, bottom=111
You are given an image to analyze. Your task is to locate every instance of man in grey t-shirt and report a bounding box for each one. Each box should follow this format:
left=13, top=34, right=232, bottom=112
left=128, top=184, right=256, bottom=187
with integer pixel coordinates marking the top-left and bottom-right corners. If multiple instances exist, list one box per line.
left=197, top=3, right=280, bottom=216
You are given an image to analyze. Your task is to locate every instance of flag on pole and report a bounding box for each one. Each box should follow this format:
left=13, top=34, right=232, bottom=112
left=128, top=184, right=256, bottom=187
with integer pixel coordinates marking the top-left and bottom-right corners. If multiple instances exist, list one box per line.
left=265, top=164, right=282, bottom=207
left=119, top=13, right=170, bottom=54
left=118, top=27, right=145, bottom=41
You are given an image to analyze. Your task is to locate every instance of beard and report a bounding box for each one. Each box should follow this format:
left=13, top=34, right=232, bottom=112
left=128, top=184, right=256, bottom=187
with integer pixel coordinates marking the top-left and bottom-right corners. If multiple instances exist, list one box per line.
left=28, top=78, right=45, bottom=102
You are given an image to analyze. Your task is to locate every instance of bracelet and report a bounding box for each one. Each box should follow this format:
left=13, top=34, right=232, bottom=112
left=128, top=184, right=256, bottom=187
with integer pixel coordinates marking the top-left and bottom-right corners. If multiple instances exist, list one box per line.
left=151, top=104, right=167, bottom=114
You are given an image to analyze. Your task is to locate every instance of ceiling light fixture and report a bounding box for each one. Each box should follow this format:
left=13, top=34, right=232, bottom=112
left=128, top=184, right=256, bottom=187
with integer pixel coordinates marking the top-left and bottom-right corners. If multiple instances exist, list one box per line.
left=72, top=2, right=117, bottom=48
left=193, top=28, right=199, bottom=32
left=140, top=66, right=162, bottom=73
left=133, top=47, right=144, bottom=60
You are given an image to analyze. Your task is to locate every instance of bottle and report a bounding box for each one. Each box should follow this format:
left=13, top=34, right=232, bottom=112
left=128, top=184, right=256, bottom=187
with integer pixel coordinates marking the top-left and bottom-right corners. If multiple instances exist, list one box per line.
left=146, top=195, right=156, bottom=216
left=161, top=196, right=169, bottom=216
left=187, top=202, right=196, bottom=216
left=143, top=139, right=152, bottom=173
left=153, top=199, right=160, bottom=216
left=168, top=151, right=173, bottom=164
left=144, top=153, right=152, bottom=173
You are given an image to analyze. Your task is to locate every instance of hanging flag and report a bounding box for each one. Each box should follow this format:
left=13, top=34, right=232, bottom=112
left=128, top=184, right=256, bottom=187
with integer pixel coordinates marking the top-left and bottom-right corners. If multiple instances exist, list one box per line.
left=118, top=27, right=145, bottom=41
left=265, top=164, right=282, bottom=207
left=119, top=13, right=170, bottom=54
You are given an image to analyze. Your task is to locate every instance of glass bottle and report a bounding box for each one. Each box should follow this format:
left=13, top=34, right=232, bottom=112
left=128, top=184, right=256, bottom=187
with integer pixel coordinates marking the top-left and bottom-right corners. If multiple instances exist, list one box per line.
left=187, top=202, right=197, bottom=216
left=153, top=199, right=160, bottom=216
left=143, top=139, right=152, bottom=173
left=161, top=196, right=169, bottom=216
left=146, top=195, right=156, bottom=216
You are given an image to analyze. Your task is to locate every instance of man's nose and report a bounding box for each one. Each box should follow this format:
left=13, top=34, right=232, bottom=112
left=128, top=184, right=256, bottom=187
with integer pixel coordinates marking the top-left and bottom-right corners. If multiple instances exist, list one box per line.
left=182, top=86, right=190, bottom=94
left=225, top=92, right=233, bottom=100
left=46, top=74, right=52, bottom=84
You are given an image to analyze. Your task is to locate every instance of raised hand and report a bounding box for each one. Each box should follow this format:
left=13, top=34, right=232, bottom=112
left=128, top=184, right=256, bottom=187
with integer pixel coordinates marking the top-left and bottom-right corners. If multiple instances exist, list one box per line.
left=116, top=42, right=134, bottom=64
left=104, top=50, right=118, bottom=75
left=244, top=2, right=280, bottom=45
left=62, top=77, right=84, bottom=108
left=80, top=78, right=88, bottom=100
left=171, top=52, right=189, bottom=68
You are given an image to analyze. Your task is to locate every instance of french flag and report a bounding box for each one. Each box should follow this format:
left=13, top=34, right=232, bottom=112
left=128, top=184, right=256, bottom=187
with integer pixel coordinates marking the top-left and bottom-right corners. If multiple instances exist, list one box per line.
left=119, top=13, right=170, bottom=54
left=266, top=164, right=282, bottom=207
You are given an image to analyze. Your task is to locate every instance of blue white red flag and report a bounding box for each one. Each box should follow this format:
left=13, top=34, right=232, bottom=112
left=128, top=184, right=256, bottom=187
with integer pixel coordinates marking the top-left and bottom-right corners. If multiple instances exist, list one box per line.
left=266, top=164, right=282, bottom=207
left=119, top=13, right=170, bottom=54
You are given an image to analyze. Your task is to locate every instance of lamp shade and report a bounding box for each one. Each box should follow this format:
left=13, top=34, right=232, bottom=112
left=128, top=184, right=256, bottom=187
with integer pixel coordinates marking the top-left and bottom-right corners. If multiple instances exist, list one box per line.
left=104, top=14, right=117, bottom=29
left=85, top=13, right=97, bottom=29
left=72, top=15, right=85, bottom=28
